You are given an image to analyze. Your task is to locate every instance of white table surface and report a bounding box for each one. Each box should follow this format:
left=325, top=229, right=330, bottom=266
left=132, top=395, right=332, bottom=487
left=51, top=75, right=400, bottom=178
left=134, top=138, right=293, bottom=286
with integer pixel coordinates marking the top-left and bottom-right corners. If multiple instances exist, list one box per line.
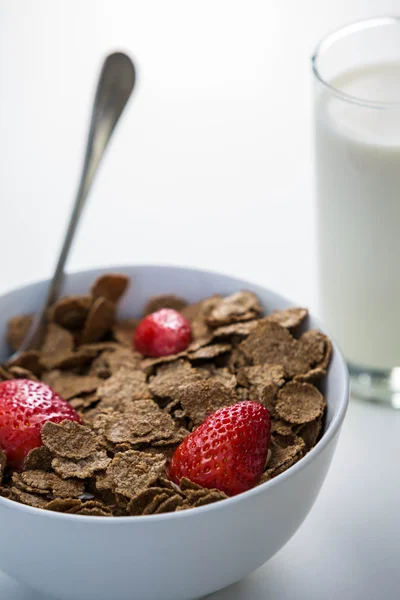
left=0, top=1, right=399, bottom=599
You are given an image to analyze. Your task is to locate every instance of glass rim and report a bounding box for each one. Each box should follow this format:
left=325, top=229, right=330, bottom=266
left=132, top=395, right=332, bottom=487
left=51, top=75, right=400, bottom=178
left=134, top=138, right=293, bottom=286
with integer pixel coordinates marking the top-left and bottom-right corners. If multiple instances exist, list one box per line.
left=312, top=15, right=400, bottom=109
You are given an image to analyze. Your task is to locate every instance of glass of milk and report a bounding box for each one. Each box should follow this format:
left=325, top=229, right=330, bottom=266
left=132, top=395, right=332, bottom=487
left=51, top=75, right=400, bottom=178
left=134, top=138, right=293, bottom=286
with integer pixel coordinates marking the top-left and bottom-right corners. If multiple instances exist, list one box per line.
left=313, top=17, right=400, bottom=407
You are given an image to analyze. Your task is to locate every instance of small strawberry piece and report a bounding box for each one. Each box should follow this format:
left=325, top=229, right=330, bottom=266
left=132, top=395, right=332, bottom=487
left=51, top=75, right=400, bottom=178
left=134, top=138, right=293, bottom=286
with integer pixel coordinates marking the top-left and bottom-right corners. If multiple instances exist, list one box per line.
left=0, top=379, right=82, bottom=470
left=168, top=401, right=271, bottom=496
left=134, top=308, right=192, bottom=357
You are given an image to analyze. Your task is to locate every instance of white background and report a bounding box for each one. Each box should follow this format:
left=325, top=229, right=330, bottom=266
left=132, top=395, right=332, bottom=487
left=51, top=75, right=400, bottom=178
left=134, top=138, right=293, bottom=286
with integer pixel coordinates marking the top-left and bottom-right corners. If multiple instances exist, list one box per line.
left=1, top=0, right=398, bottom=308
left=0, top=1, right=400, bottom=599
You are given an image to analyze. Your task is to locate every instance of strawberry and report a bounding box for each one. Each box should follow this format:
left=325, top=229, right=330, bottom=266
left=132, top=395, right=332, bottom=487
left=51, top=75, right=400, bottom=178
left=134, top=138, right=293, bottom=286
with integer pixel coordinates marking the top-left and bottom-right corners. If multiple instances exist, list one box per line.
left=0, top=379, right=81, bottom=470
left=134, top=308, right=192, bottom=357
left=168, top=401, right=271, bottom=496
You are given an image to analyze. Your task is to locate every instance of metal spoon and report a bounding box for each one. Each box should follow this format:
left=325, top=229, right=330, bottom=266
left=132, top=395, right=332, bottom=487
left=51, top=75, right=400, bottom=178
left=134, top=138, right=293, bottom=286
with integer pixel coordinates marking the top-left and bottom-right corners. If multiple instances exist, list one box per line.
left=10, top=52, right=136, bottom=361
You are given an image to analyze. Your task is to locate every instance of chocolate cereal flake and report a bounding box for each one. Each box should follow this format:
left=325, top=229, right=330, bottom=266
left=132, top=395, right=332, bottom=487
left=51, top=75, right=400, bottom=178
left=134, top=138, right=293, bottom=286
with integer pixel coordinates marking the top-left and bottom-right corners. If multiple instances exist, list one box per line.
left=206, top=291, right=263, bottom=327
left=48, top=296, right=92, bottom=330
left=0, top=366, right=12, bottom=380
left=179, top=478, right=228, bottom=504
left=0, top=486, right=13, bottom=500
left=107, top=347, right=142, bottom=372
left=181, top=296, right=220, bottom=343
left=142, top=493, right=171, bottom=515
left=42, top=371, right=102, bottom=400
left=95, top=471, right=114, bottom=491
left=141, top=351, right=189, bottom=373
left=81, top=297, right=115, bottom=344
left=238, top=364, right=286, bottom=413
left=177, top=479, right=228, bottom=510
left=90, top=347, right=141, bottom=378
left=239, top=321, right=324, bottom=378
left=71, top=504, right=112, bottom=516
left=179, top=477, right=204, bottom=492
left=191, top=491, right=228, bottom=508
left=6, top=351, right=43, bottom=377
left=200, top=367, right=237, bottom=391
left=16, top=470, right=85, bottom=498
left=154, top=494, right=184, bottom=513
left=212, top=320, right=260, bottom=339
left=300, top=329, right=332, bottom=370
left=265, top=437, right=305, bottom=475
left=80, top=342, right=120, bottom=353
left=91, top=273, right=129, bottom=304
left=188, top=343, right=231, bottom=361
left=271, top=420, right=294, bottom=437
left=23, top=446, right=53, bottom=472
left=40, top=323, right=75, bottom=368
left=97, top=368, right=152, bottom=410
left=237, top=364, right=286, bottom=388
left=227, top=348, right=249, bottom=373
left=69, top=393, right=99, bottom=411
left=148, top=360, right=207, bottom=399
left=48, top=347, right=100, bottom=371
left=7, top=366, right=38, bottom=381
left=294, top=367, right=327, bottom=384
left=52, top=476, right=85, bottom=498
left=151, top=426, right=189, bottom=446
left=271, top=431, right=302, bottom=449
left=275, top=382, right=325, bottom=425
left=12, top=488, right=49, bottom=508
left=45, top=498, right=83, bottom=513
left=100, top=400, right=176, bottom=446
left=181, top=296, right=220, bottom=325
left=41, top=420, right=98, bottom=459
left=52, top=451, right=111, bottom=479
left=106, top=450, right=167, bottom=499
left=297, top=417, right=323, bottom=451
left=266, top=307, right=308, bottom=329
left=7, top=314, right=33, bottom=351
left=175, top=380, right=238, bottom=427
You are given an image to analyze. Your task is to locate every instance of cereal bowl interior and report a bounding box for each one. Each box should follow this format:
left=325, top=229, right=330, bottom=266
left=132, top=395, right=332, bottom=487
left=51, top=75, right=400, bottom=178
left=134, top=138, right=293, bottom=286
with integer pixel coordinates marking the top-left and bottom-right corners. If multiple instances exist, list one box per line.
left=0, top=265, right=349, bottom=600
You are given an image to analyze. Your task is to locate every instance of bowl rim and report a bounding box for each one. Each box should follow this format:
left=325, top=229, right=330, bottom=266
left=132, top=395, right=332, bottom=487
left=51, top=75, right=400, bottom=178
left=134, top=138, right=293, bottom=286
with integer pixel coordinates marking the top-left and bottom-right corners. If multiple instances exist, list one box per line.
left=0, top=264, right=350, bottom=523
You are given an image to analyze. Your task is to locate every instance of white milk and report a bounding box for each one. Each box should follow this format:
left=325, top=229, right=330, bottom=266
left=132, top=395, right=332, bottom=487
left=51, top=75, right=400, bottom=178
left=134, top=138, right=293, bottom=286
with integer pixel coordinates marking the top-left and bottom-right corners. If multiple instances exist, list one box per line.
left=315, top=62, right=400, bottom=371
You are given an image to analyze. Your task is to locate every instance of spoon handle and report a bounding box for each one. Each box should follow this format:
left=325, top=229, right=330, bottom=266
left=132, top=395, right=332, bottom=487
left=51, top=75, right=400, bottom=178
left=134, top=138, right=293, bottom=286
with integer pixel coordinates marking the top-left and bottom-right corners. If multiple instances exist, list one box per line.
left=14, top=52, right=136, bottom=357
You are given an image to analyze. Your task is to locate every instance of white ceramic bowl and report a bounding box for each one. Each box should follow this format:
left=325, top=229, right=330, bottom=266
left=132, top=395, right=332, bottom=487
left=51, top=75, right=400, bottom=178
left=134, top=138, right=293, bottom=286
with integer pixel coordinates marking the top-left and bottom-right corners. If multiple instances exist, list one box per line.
left=0, top=265, right=349, bottom=600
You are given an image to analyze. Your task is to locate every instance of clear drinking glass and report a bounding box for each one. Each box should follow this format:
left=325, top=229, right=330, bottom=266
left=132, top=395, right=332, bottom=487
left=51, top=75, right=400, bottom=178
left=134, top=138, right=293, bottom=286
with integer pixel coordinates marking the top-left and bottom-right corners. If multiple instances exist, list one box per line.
left=312, top=17, right=400, bottom=408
